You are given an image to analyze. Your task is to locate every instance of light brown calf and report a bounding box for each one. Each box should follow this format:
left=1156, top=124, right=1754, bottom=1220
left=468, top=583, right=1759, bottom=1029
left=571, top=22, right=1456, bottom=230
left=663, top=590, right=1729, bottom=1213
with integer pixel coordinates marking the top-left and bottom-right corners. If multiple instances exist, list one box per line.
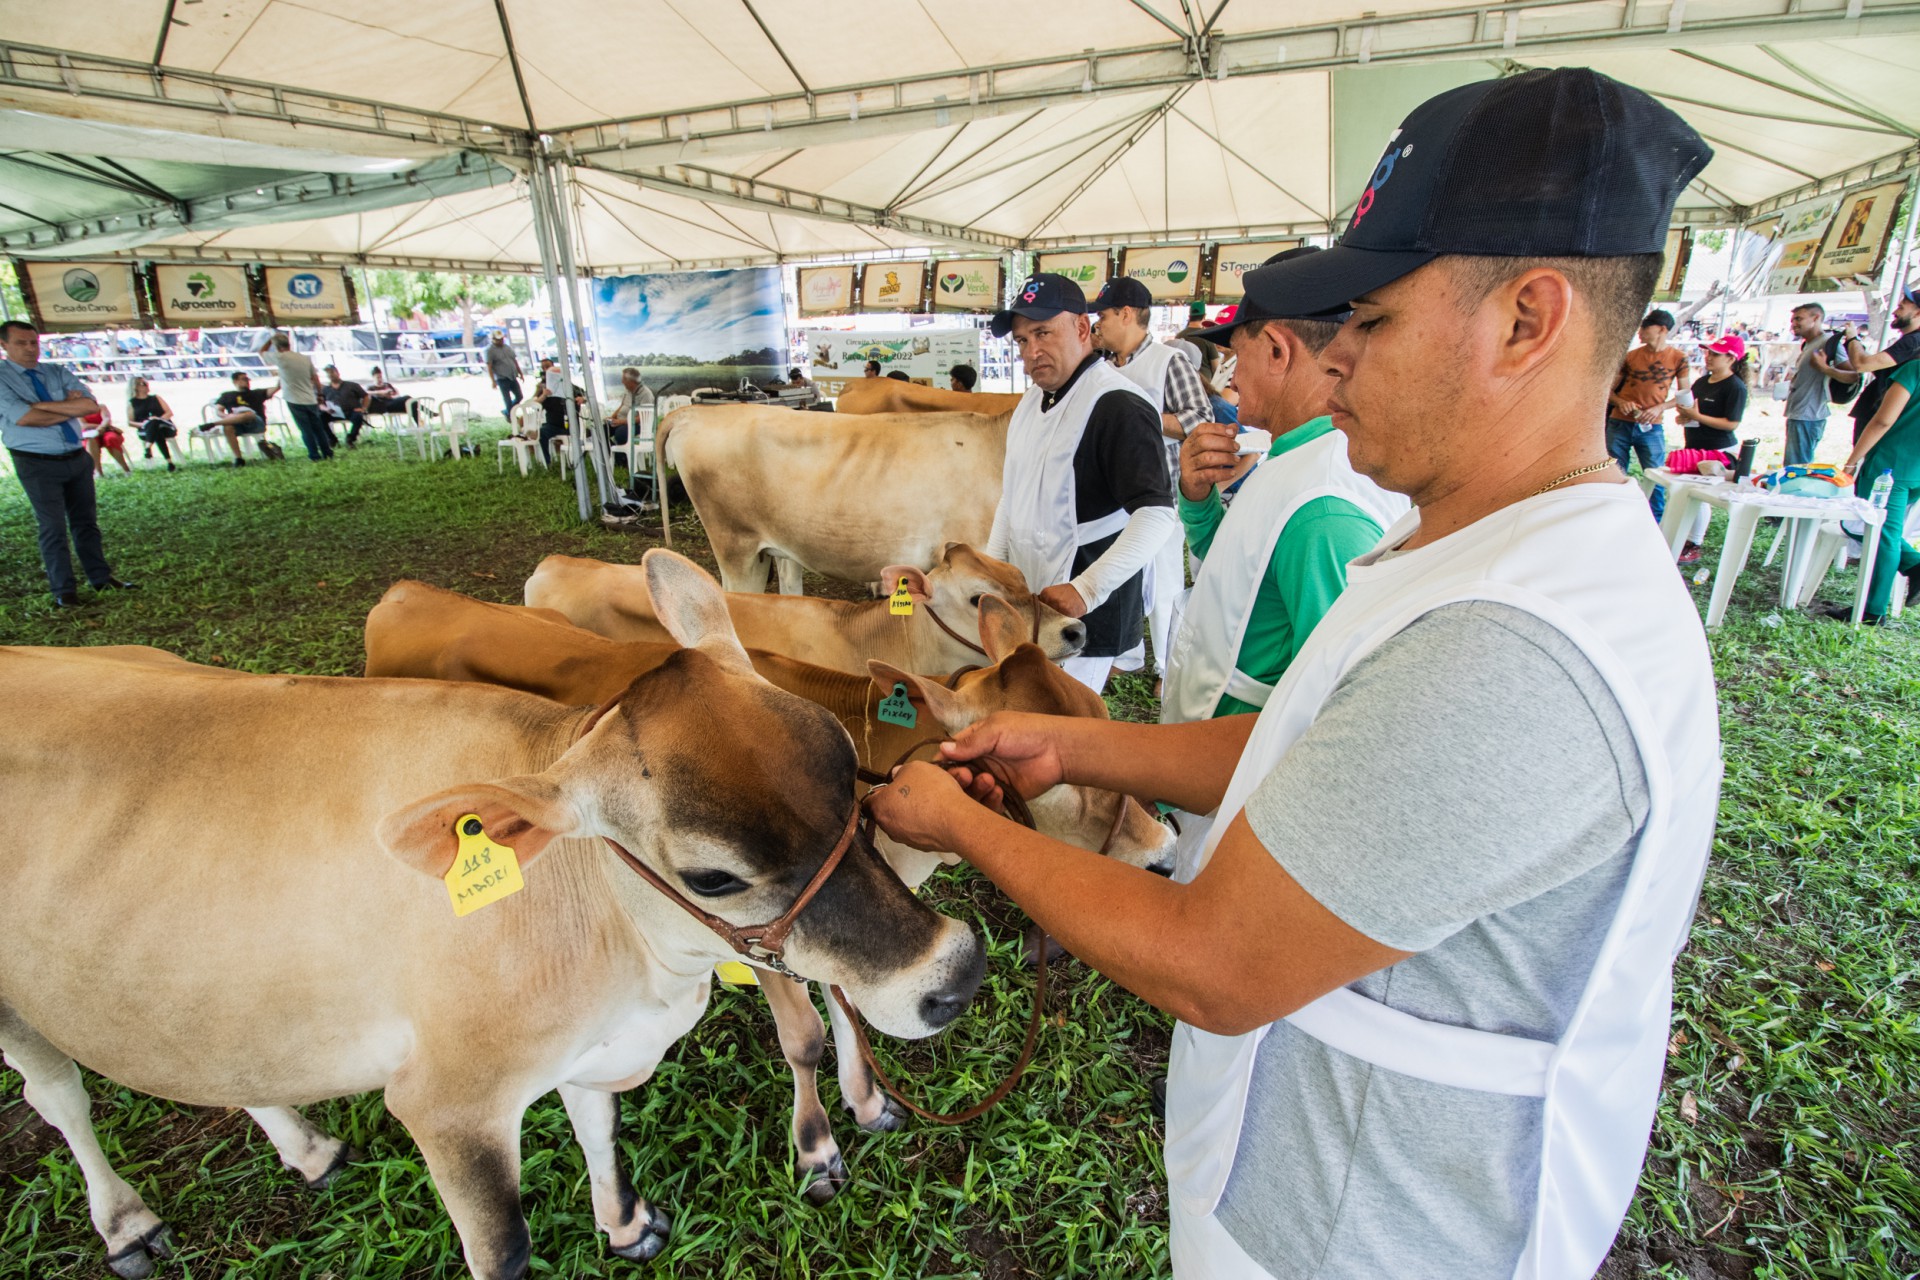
left=832, top=380, right=1024, bottom=417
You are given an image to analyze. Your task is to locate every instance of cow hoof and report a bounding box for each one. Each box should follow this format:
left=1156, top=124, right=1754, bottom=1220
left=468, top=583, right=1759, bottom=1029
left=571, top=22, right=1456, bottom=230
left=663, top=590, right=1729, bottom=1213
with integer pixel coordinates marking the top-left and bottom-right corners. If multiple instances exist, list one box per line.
left=801, top=1152, right=849, bottom=1205
left=106, top=1224, right=174, bottom=1279
left=611, top=1204, right=671, bottom=1262
left=302, top=1144, right=363, bottom=1191
left=859, top=1095, right=909, bottom=1133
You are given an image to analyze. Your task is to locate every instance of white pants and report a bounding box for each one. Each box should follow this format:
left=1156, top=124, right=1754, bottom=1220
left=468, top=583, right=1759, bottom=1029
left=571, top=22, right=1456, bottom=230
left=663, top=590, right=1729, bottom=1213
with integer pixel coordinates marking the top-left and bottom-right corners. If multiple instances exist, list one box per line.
left=1687, top=504, right=1711, bottom=545
left=1059, top=654, right=1114, bottom=693
left=1170, top=1200, right=1277, bottom=1279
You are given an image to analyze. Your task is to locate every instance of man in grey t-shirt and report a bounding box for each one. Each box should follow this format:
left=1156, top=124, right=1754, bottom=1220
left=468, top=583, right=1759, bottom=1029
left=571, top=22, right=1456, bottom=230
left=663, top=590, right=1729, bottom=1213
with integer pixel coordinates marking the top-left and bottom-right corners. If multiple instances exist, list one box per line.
left=258, top=331, right=331, bottom=462
left=1784, top=301, right=1832, bottom=465
left=485, top=331, right=523, bottom=420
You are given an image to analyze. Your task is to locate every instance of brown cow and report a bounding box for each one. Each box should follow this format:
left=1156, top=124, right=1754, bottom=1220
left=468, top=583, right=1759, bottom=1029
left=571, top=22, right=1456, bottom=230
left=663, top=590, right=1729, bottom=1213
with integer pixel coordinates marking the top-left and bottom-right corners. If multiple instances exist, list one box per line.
left=524, top=543, right=1084, bottom=676
left=364, top=578, right=1174, bottom=1200
left=833, top=380, right=1024, bottom=417
left=0, top=552, right=982, bottom=1280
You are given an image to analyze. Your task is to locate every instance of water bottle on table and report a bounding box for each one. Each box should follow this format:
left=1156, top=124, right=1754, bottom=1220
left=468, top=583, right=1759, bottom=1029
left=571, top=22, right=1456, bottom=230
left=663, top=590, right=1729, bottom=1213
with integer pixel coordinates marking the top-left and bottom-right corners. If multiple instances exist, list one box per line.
left=1870, top=469, right=1894, bottom=509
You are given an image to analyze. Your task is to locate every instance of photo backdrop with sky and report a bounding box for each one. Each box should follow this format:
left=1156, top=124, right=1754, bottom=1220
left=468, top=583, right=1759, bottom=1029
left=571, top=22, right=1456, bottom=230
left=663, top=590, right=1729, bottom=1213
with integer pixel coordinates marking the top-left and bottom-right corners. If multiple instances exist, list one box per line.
left=590, top=267, right=786, bottom=396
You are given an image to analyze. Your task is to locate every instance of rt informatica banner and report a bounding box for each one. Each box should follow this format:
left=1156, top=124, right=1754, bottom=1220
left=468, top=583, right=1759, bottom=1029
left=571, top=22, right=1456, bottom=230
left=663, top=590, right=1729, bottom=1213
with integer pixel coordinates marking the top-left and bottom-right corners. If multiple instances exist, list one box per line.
left=15, top=260, right=143, bottom=330
left=797, top=264, right=856, bottom=316
left=264, top=266, right=355, bottom=324
left=1209, top=240, right=1303, bottom=301
left=931, top=258, right=1003, bottom=312
left=1033, top=251, right=1110, bottom=305
left=1121, top=245, right=1204, bottom=302
left=1811, top=181, right=1908, bottom=281
left=152, top=264, right=256, bottom=327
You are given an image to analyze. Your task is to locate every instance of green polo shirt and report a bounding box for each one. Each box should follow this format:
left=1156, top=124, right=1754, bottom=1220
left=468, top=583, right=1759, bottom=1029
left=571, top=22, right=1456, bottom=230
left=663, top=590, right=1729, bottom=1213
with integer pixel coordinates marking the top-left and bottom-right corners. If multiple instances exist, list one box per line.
left=1177, top=417, right=1386, bottom=718
left=1869, top=361, right=1920, bottom=484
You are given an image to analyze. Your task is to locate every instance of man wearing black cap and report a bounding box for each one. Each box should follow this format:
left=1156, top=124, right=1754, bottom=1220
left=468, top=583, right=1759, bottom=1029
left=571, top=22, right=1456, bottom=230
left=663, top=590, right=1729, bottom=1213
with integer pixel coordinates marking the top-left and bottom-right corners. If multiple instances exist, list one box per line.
left=870, top=68, right=1721, bottom=1279
left=983, top=273, right=1178, bottom=691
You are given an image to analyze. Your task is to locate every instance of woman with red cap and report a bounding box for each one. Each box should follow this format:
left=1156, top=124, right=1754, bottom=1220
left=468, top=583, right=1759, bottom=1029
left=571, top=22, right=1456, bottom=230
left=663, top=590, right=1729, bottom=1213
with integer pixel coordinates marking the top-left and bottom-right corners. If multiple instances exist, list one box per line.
left=1673, top=333, right=1751, bottom=562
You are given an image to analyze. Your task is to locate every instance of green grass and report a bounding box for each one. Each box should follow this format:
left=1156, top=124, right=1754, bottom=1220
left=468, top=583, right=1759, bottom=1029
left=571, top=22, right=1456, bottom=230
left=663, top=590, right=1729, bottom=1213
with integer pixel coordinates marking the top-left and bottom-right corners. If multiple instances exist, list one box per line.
left=1, top=431, right=1916, bottom=1278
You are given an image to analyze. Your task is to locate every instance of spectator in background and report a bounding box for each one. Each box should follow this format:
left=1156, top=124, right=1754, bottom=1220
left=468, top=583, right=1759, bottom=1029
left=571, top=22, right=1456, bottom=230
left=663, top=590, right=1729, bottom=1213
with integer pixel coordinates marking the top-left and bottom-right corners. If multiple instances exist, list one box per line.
left=950, top=364, right=979, bottom=392
left=259, top=331, right=332, bottom=462
left=1782, top=302, right=1831, bottom=465
left=1831, top=356, right=1920, bottom=625
left=366, top=367, right=425, bottom=425
left=80, top=404, right=132, bottom=477
left=1606, top=308, right=1689, bottom=519
left=211, top=371, right=277, bottom=466
left=322, top=366, right=369, bottom=447
left=863, top=360, right=882, bottom=378
left=606, top=366, right=654, bottom=445
left=486, top=332, right=523, bottom=420
left=1818, top=283, right=1920, bottom=442
left=539, top=359, right=578, bottom=465
left=1672, top=334, right=1751, bottom=564
left=886, top=369, right=911, bottom=382
left=127, top=377, right=177, bottom=472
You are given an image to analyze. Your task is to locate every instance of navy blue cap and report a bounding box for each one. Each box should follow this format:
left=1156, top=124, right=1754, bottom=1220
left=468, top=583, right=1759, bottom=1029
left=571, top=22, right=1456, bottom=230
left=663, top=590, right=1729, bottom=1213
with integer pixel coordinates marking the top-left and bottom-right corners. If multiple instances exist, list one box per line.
left=1242, top=68, right=1713, bottom=316
left=990, top=273, right=1088, bottom=337
left=1090, top=276, right=1153, bottom=312
left=1193, top=246, right=1351, bottom=343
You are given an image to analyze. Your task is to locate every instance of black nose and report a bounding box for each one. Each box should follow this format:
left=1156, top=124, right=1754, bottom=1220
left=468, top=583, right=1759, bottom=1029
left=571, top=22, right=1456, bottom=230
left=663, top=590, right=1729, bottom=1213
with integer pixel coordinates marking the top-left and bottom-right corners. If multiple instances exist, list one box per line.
left=1061, top=622, right=1087, bottom=650
left=920, top=944, right=985, bottom=1028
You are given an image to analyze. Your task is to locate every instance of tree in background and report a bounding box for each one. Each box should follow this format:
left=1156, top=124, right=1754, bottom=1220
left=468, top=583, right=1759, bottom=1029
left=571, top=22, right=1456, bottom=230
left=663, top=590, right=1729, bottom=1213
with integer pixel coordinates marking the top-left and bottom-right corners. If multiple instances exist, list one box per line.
left=0, top=261, right=26, bottom=322
left=366, top=270, right=534, bottom=351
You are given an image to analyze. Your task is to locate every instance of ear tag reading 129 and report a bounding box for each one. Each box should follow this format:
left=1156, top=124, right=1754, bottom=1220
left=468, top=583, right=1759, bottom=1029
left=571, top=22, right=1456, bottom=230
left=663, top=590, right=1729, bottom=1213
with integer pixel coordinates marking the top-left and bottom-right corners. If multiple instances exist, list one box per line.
left=889, top=576, right=914, bottom=616
left=877, top=682, right=917, bottom=728
left=445, top=815, right=525, bottom=917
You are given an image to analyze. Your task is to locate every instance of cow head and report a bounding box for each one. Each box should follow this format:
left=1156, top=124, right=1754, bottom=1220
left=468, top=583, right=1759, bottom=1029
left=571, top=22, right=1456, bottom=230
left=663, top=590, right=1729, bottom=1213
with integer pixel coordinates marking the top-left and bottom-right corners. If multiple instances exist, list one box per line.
left=866, top=596, right=1176, bottom=876
left=379, top=551, right=983, bottom=1040
left=878, top=543, right=1087, bottom=666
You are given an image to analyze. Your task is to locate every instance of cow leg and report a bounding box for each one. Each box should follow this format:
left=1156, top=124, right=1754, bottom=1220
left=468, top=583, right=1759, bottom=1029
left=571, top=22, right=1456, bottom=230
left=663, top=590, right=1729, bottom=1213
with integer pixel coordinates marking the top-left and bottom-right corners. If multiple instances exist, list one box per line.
left=556, top=1083, right=670, bottom=1260
left=824, top=984, right=907, bottom=1133
left=384, top=1073, right=532, bottom=1280
left=758, top=976, right=847, bottom=1204
left=245, top=1106, right=359, bottom=1190
left=0, top=1010, right=174, bottom=1279
left=773, top=556, right=805, bottom=596
left=708, top=536, right=772, bottom=593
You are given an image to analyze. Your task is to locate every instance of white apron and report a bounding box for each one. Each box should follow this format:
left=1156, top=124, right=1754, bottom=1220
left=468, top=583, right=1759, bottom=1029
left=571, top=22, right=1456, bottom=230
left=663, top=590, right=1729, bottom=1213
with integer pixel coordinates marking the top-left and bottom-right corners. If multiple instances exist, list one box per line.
left=998, top=360, right=1153, bottom=596
left=1109, top=340, right=1186, bottom=650
left=1160, top=425, right=1409, bottom=875
left=1163, top=482, right=1722, bottom=1280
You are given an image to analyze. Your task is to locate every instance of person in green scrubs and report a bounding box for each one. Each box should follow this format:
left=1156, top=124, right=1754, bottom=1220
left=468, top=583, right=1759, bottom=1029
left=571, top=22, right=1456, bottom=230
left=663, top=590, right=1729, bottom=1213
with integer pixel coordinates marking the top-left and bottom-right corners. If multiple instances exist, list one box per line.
left=1832, top=358, right=1920, bottom=624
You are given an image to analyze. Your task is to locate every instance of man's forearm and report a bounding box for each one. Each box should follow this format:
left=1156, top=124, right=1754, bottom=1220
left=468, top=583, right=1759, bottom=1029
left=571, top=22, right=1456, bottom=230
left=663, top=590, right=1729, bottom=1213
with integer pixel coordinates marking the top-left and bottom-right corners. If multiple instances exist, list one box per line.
left=1051, top=712, right=1258, bottom=814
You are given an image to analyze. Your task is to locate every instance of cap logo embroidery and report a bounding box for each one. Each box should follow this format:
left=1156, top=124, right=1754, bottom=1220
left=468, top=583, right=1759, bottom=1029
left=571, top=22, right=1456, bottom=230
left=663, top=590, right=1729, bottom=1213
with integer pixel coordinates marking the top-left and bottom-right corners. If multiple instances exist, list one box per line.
left=1021, top=280, right=1040, bottom=302
left=1351, top=144, right=1405, bottom=230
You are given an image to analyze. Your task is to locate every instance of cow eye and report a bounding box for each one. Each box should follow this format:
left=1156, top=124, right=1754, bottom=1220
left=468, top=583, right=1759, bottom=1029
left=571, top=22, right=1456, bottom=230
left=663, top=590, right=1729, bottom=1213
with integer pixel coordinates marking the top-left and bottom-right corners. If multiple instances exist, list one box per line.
left=969, top=594, right=983, bottom=607
left=682, top=869, right=749, bottom=898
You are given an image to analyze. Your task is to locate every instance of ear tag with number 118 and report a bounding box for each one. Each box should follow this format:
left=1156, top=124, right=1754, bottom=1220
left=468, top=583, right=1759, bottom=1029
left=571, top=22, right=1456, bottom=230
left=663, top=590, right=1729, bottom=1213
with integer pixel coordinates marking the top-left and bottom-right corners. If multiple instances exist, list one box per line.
left=877, top=682, right=917, bottom=727
left=445, top=814, right=525, bottom=917
left=889, top=577, right=914, bottom=616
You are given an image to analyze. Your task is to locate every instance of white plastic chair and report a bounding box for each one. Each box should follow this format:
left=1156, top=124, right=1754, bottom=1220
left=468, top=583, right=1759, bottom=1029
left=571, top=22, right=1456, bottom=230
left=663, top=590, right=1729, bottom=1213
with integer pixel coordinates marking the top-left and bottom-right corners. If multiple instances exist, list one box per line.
left=387, top=396, right=435, bottom=461
left=189, top=401, right=229, bottom=462
left=430, top=398, right=472, bottom=460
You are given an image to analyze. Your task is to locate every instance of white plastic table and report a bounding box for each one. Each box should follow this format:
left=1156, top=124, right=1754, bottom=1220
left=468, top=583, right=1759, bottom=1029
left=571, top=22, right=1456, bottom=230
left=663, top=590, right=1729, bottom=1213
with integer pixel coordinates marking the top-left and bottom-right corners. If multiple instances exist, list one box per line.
left=1648, top=469, right=1885, bottom=627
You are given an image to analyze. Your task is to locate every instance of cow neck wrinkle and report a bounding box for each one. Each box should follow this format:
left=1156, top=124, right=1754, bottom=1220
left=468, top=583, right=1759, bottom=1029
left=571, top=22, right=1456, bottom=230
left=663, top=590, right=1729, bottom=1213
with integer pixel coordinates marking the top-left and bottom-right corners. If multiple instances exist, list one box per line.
left=757, top=657, right=936, bottom=782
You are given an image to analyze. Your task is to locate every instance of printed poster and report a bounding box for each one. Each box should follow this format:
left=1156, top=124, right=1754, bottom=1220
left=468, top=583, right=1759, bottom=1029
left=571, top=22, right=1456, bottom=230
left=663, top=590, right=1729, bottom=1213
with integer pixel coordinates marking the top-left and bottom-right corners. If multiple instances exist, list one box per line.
left=1209, top=240, right=1303, bottom=301
left=1811, top=181, right=1907, bottom=281
left=931, top=258, right=1003, bottom=312
left=153, top=264, right=255, bottom=327
left=797, top=265, right=855, bottom=316
left=1653, top=228, right=1693, bottom=303
left=804, top=328, right=981, bottom=396
left=1757, top=197, right=1839, bottom=294
left=1121, top=245, right=1203, bottom=302
left=590, top=267, right=787, bottom=398
left=17, top=259, right=142, bottom=330
left=860, top=261, right=926, bottom=312
left=264, top=266, right=354, bottom=323
left=1034, top=251, right=1110, bottom=306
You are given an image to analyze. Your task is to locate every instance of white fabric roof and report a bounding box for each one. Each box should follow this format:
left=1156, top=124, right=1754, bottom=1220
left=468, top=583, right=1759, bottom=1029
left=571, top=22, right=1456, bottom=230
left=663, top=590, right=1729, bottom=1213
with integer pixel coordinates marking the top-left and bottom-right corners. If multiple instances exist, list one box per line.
left=3, top=1, right=1919, bottom=271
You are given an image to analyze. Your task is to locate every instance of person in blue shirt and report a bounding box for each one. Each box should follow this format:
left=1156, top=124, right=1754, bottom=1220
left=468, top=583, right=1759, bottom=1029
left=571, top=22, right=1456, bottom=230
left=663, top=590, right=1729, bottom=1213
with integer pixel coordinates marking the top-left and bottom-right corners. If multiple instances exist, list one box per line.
left=0, top=321, right=137, bottom=607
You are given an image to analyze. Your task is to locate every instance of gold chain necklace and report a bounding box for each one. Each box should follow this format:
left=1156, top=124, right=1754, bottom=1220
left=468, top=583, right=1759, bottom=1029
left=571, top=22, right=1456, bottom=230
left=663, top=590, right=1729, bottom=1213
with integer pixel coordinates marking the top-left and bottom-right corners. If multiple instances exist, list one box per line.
left=1528, top=458, right=1618, bottom=498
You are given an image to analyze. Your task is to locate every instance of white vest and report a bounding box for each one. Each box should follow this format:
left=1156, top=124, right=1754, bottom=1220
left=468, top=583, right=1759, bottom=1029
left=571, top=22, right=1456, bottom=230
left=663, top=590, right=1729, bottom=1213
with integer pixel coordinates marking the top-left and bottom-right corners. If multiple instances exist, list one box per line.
left=1163, top=482, right=1722, bottom=1280
left=998, top=360, right=1153, bottom=592
left=1110, top=339, right=1178, bottom=414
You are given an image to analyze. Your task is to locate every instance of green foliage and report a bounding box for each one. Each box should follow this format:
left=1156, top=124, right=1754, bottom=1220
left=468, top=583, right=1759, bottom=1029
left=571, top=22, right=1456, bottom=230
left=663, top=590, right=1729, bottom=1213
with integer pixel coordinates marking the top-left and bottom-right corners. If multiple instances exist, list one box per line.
left=367, top=271, right=534, bottom=327
left=0, top=260, right=24, bottom=322
left=0, top=439, right=1916, bottom=1278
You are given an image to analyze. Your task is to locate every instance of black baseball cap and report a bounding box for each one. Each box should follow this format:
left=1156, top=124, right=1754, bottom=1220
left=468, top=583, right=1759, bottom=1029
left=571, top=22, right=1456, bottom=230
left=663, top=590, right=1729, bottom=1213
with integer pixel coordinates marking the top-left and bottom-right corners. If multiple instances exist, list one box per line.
left=1242, top=68, right=1712, bottom=316
left=990, top=273, right=1088, bottom=337
left=1089, top=276, right=1153, bottom=311
left=1193, top=246, right=1351, bottom=343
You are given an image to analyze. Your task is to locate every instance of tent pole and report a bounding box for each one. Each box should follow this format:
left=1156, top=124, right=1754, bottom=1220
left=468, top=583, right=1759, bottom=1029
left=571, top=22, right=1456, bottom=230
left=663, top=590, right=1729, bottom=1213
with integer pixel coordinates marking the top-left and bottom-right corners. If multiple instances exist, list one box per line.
left=544, top=161, right=616, bottom=509
left=1878, top=173, right=1920, bottom=348
left=358, top=264, right=387, bottom=378
left=1715, top=230, right=1736, bottom=336
left=528, top=159, right=592, bottom=523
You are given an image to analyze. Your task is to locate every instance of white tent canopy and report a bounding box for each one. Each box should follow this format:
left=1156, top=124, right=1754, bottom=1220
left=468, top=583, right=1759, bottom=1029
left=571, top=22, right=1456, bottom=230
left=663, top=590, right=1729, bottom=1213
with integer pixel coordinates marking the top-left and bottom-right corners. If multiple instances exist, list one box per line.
left=3, top=0, right=1920, bottom=271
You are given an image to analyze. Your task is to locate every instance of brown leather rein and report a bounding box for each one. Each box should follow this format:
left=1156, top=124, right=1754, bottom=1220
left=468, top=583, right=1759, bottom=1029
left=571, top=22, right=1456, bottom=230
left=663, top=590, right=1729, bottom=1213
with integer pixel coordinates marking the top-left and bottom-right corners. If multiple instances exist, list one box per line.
left=921, top=594, right=1042, bottom=658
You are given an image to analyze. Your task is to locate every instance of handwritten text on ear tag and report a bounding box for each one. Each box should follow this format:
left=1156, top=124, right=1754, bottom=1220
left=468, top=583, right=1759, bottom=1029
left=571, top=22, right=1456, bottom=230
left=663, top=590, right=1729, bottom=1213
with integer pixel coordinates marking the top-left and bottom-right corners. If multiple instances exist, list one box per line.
left=888, top=577, right=914, bottom=616
left=877, top=682, right=917, bottom=727
left=446, top=814, right=525, bottom=917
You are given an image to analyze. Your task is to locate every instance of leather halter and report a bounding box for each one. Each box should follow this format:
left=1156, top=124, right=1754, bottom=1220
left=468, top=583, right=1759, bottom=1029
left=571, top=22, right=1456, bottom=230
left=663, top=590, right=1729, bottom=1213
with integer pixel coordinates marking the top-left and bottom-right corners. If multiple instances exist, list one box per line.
left=921, top=594, right=1043, bottom=659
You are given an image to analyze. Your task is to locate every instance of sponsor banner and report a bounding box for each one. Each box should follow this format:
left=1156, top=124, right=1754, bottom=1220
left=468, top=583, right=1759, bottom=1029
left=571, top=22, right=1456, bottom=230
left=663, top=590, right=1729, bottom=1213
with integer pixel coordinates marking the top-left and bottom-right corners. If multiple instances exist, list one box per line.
left=798, top=264, right=856, bottom=316
left=1652, top=227, right=1693, bottom=303
left=1811, top=181, right=1907, bottom=281
left=154, top=264, right=255, bottom=327
left=264, top=266, right=354, bottom=323
left=1122, top=245, right=1203, bottom=302
left=860, top=261, right=927, bottom=312
left=1033, top=251, right=1111, bottom=305
left=805, top=328, right=981, bottom=396
left=17, top=260, right=142, bottom=330
left=932, top=258, right=1004, bottom=312
left=1759, top=196, right=1838, bottom=295
left=1208, top=240, right=1302, bottom=301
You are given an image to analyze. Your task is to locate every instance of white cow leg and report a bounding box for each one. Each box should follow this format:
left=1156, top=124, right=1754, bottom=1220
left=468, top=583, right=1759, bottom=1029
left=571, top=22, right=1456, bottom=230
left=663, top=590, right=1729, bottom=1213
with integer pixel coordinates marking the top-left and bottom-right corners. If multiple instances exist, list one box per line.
left=774, top=556, right=806, bottom=596
left=825, top=985, right=907, bottom=1133
left=384, top=1071, right=534, bottom=1280
left=758, top=975, right=849, bottom=1204
left=710, top=537, right=773, bottom=593
left=245, top=1105, right=359, bottom=1189
left=556, top=1083, right=671, bottom=1259
left=0, top=1010, right=173, bottom=1279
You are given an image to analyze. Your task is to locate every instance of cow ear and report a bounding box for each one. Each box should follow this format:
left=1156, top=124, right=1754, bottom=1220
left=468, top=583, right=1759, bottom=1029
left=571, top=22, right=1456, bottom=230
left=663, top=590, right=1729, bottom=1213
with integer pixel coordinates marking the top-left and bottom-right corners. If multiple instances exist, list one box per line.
left=976, top=594, right=1027, bottom=663
left=878, top=564, right=932, bottom=602
left=643, top=549, right=752, bottom=672
left=867, top=659, right=969, bottom=732
left=378, top=776, right=580, bottom=879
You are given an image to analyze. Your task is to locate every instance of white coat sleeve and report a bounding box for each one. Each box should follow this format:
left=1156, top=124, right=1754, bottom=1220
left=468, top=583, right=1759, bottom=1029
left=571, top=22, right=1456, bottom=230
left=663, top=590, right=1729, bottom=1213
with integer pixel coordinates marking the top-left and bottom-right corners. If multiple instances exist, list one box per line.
left=1068, top=504, right=1178, bottom=611
left=986, top=497, right=1011, bottom=562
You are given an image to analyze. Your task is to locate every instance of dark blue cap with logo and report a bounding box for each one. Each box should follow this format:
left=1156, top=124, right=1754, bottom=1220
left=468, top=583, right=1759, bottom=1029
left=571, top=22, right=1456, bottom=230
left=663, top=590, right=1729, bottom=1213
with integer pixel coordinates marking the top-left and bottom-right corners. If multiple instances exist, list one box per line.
left=1089, top=276, right=1154, bottom=312
left=1193, top=245, right=1351, bottom=343
left=990, top=273, right=1088, bottom=337
left=1243, top=68, right=1712, bottom=316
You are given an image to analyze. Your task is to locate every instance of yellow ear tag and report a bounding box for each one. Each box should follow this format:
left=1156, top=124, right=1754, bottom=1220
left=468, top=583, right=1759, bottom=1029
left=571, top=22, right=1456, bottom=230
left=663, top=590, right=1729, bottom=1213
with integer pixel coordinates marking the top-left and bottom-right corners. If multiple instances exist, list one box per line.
left=445, top=815, right=525, bottom=917
left=715, top=960, right=761, bottom=986
left=888, top=576, right=914, bottom=616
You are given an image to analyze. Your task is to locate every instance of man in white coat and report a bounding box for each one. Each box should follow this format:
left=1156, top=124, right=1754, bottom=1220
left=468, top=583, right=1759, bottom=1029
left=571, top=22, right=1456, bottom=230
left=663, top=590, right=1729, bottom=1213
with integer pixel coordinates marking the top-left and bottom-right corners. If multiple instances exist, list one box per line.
left=869, top=69, right=1721, bottom=1279
left=984, top=273, right=1180, bottom=691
